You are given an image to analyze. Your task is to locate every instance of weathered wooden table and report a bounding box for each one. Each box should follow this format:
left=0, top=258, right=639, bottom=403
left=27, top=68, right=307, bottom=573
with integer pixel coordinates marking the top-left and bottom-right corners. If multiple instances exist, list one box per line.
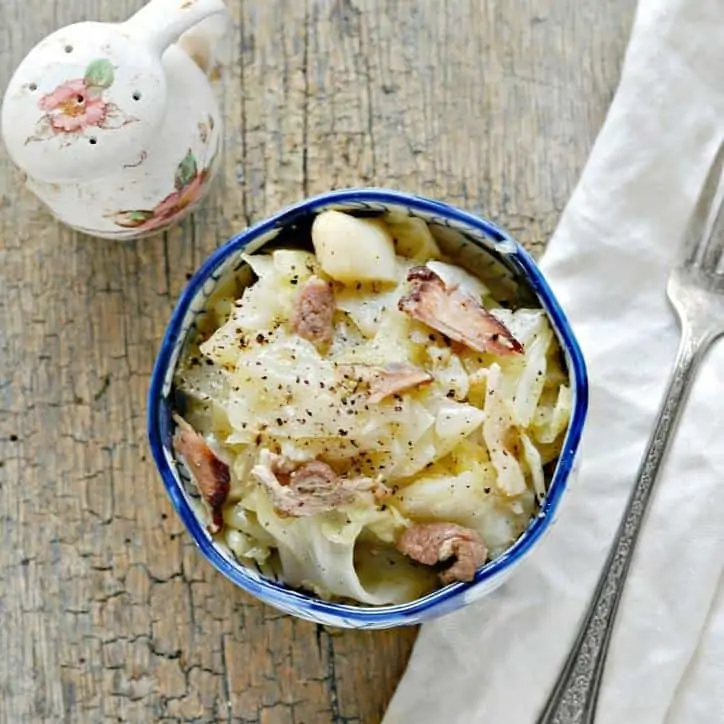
left=0, top=1, right=635, bottom=722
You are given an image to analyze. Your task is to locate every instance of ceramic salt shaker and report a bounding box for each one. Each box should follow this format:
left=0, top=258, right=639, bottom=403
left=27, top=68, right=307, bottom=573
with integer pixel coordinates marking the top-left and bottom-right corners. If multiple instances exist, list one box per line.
left=0, top=0, right=229, bottom=239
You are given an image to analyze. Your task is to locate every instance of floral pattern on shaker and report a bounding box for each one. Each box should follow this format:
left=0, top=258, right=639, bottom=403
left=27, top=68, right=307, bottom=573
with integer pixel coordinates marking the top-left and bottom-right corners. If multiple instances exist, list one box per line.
left=26, top=59, right=136, bottom=143
left=110, top=147, right=217, bottom=233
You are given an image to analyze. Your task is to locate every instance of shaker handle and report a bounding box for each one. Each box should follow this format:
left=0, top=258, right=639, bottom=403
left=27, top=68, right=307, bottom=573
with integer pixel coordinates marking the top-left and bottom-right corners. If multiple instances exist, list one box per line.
left=123, top=0, right=229, bottom=56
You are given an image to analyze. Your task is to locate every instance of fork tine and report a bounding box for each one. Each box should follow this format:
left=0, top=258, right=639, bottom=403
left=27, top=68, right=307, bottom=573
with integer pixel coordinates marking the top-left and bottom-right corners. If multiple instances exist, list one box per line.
left=699, top=141, right=724, bottom=271
left=701, top=195, right=724, bottom=274
left=680, top=139, right=724, bottom=268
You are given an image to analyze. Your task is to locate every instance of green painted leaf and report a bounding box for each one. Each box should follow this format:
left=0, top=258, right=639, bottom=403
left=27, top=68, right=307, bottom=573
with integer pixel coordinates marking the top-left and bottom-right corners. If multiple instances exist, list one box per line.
left=111, top=210, right=155, bottom=228
left=174, top=150, right=198, bottom=190
left=84, top=59, right=114, bottom=89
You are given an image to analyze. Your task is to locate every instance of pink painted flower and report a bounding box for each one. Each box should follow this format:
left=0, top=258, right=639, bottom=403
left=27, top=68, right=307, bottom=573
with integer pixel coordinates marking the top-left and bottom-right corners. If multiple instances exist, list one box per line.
left=38, top=78, right=107, bottom=133
left=132, top=172, right=208, bottom=233
left=25, top=59, right=122, bottom=144
left=149, top=173, right=207, bottom=225
left=110, top=149, right=216, bottom=234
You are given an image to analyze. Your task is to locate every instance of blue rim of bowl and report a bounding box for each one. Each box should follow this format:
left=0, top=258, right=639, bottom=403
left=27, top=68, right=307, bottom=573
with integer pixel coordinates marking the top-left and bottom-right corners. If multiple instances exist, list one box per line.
left=148, top=188, right=589, bottom=626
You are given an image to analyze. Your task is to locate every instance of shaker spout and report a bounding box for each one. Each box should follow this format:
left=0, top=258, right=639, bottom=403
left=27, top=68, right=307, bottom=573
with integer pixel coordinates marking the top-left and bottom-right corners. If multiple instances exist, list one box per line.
left=123, top=0, right=229, bottom=58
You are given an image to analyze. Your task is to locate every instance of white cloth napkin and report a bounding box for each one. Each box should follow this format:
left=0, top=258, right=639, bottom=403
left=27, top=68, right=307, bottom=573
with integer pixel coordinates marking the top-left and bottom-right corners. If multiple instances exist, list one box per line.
left=383, top=1, right=724, bottom=722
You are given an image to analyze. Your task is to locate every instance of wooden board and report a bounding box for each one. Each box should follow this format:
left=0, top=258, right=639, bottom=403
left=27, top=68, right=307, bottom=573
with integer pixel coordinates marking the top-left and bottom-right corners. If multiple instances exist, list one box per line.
left=0, top=1, right=635, bottom=721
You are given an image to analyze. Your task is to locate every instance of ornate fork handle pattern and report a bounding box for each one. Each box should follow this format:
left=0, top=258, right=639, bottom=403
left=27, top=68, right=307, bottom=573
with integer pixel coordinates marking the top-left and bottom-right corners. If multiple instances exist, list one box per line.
left=537, top=328, right=708, bottom=724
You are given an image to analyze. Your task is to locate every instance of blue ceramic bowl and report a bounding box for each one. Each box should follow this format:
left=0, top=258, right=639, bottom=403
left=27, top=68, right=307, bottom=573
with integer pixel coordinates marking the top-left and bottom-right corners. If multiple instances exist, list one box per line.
left=147, top=188, right=588, bottom=629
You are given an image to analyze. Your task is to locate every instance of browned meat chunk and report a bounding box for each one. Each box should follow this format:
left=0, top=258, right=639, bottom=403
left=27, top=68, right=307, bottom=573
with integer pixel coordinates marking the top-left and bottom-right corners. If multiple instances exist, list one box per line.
left=398, top=266, right=523, bottom=356
left=252, top=451, right=388, bottom=517
left=337, top=362, right=433, bottom=403
left=289, top=459, right=339, bottom=492
left=172, top=415, right=230, bottom=534
left=396, top=522, right=488, bottom=584
left=290, top=275, right=335, bottom=347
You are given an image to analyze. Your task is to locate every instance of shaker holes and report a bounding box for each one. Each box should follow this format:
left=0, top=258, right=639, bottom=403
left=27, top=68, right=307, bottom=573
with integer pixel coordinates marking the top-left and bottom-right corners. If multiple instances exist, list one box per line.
left=28, top=82, right=37, bottom=91
left=64, top=45, right=73, bottom=53
left=132, top=91, right=142, bottom=101
left=89, top=137, right=98, bottom=145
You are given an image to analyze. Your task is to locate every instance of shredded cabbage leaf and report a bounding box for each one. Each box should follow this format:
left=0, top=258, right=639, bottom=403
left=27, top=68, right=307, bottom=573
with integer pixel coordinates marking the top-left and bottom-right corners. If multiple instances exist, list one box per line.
left=173, top=213, right=573, bottom=605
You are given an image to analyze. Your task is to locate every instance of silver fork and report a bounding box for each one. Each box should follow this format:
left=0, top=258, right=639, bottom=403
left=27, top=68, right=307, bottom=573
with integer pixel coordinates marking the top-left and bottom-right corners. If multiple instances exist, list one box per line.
left=537, top=142, right=724, bottom=724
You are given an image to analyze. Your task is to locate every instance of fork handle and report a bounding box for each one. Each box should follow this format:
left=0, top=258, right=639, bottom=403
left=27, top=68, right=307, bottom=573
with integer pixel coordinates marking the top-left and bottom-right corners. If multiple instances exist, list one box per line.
left=536, top=326, right=708, bottom=724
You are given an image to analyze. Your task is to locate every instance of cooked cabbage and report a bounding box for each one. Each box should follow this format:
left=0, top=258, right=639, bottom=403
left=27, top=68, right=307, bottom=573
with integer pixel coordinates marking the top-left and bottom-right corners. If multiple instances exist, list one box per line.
left=173, top=211, right=572, bottom=605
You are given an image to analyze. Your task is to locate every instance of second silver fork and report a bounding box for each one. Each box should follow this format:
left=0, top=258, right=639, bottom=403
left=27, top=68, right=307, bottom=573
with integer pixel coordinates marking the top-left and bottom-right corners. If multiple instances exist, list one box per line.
left=537, top=142, right=724, bottom=724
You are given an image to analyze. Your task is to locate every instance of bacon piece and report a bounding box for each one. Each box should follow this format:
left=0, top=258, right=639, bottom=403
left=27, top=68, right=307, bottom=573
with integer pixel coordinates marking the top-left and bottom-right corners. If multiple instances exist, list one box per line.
left=396, top=522, right=488, bottom=584
left=337, top=362, right=433, bottom=403
left=290, top=275, right=335, bottom=347
left=172, top=414, right=230, bottom=534
left=252, top=451, right=388, bottom=517
left=398, top=266, right=523, bottom=356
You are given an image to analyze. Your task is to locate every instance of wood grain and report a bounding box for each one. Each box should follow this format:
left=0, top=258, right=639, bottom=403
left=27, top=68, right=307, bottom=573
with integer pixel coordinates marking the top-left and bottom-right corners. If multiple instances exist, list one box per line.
left=0, top=1, right=635, bottom=722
